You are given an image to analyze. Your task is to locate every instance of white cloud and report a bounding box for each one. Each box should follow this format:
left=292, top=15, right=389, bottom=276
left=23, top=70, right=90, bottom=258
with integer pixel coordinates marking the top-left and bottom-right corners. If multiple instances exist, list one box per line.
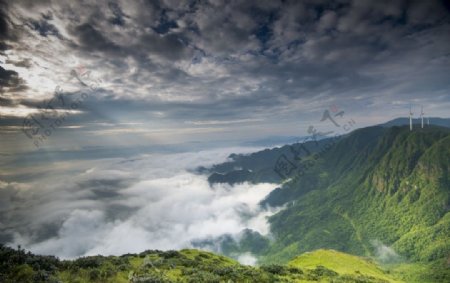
left=237, top=252, right=258, bottom=266
left=371, top=239, right=401, bottom=263
left=4, top=147, right=278, bottom=258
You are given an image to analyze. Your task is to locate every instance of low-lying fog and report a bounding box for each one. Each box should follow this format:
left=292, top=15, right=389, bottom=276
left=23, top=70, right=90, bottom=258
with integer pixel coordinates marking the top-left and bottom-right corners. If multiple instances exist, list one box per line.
left=0, top=147, right=278, bottom=263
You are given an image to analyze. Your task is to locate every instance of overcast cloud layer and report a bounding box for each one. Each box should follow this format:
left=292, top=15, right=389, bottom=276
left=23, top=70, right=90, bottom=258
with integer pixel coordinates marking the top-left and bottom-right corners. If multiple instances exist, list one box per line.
left=0, top=0, right=449, bottom=153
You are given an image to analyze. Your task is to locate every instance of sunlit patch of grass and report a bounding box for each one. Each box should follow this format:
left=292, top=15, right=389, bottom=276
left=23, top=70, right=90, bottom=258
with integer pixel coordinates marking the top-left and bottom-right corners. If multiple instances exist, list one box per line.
left=289, top=249, right=403, bottom=282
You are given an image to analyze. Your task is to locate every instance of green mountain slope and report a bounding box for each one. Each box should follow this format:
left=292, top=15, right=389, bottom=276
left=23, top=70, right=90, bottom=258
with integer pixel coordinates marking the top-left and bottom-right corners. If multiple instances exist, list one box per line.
left=207, top=125, right=450, bottom=282
left=0, top=245, right=401, bottom=282
left=263, top=126, right=449, bottom=263
left=288, top=249, right=400, bottom=283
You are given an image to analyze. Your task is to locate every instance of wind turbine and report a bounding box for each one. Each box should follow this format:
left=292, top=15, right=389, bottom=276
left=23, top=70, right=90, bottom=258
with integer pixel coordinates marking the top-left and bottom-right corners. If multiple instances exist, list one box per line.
left=409, top=105, right=413, bottom=131
left=420, top=106, right=424, bottom=129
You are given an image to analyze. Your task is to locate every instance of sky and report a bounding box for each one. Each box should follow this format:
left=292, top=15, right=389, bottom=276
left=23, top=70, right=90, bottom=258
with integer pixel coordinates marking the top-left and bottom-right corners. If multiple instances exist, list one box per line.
left=0, top=0, right=449, bottom=261
left=0, top=0, right=449, bottom=154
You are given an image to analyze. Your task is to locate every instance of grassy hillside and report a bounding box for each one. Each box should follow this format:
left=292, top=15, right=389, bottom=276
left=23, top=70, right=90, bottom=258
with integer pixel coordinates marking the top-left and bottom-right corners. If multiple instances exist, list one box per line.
left=288, top=250, right=450, bottom=283
left=206, top=125, right=450, bottom=282
left=0, top=244, right=401, bottom=282
left=288, top=249, right=401, bottom=283
left=262, top=127, right=450, bottom=263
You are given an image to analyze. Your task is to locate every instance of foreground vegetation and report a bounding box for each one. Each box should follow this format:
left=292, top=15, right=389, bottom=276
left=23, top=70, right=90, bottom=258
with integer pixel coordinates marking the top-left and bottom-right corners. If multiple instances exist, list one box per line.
left=1, top=244, right=405, bottom=282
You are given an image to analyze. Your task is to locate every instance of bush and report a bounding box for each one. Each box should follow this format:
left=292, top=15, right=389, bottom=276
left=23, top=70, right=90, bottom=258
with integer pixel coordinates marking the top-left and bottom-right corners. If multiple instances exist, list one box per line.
left=72, top=256, right=104, bottom=269
left=12, top=264, right=35, bottom=283
left=260, top=264, right=287, bottom=275
left=89, top=269, right=100, bottom=280
left=311, top=265, right=338, bottom=277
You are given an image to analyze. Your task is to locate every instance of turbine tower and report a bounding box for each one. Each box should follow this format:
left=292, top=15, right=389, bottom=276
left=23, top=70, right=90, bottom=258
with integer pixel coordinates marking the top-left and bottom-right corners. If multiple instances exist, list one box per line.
left=420, top=106, right=424, bottom=129
left=409, top=105, right=413, bottom=131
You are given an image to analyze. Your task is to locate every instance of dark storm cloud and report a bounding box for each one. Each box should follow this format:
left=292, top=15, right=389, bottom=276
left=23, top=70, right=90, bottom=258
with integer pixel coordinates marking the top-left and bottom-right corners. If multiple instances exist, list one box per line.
left=5, top=58, right=32, bottom=68
left=139, top=32, right=188, bottom=60
left=0, top=66, right=28, bottom=93
left=0, top=1, right=13, bottom=40
left=28, top=19, right=61, bottom=38
left=66, top=10, right=189, bottom=63
left=0, top=0, right=449, bottom=142
left=0, top=42, right=9, bottom=51
left=0, top=13, right=8, bottom=39
left=0, top=66, right=19, bottom=86
left=107, top=2, right=126, bottom=27
left=72, top=23, right=123, bottom=54
left=0, top=95, right=16, bottom=106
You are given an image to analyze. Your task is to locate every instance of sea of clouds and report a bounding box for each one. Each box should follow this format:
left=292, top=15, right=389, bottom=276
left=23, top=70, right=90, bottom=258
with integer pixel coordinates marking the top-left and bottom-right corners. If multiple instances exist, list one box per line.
left=0, top=147, right=278, bottom=262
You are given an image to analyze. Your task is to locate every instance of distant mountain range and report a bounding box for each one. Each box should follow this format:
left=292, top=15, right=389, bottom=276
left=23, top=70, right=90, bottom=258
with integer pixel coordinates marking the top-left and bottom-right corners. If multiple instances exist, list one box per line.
left=240, top=136, right=308, bottom=148
left=236, top=117, right=450, bottom=149
left=203, top=120, right=450, bottom=282
left=382, top=117, right=450, bottom=128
